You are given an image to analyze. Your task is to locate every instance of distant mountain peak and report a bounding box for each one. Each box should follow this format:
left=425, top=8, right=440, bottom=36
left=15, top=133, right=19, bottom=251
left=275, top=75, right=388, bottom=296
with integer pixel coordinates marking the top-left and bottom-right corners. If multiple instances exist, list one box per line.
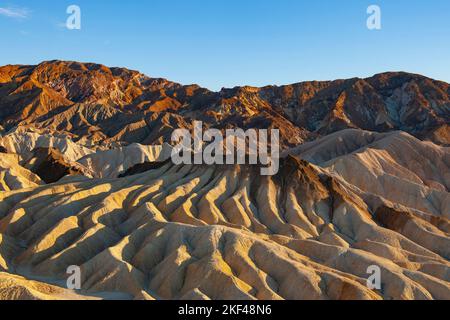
left=0, top=60, right=448, bottom=146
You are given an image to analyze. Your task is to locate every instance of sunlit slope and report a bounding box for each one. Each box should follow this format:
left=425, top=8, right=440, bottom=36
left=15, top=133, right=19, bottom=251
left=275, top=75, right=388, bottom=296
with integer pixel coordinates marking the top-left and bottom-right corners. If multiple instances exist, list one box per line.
left=0, top=154, right=448, bottom=300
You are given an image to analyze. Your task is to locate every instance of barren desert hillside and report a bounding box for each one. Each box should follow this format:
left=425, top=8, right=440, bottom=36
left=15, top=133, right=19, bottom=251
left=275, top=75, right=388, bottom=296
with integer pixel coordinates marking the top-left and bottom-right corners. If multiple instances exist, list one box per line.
left=0, top=61, right=448, bottom=300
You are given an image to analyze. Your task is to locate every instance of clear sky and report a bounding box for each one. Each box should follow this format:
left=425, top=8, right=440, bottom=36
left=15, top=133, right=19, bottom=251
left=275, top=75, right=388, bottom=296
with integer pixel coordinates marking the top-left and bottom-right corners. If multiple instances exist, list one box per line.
left=1, top=0, right=449, bottom=90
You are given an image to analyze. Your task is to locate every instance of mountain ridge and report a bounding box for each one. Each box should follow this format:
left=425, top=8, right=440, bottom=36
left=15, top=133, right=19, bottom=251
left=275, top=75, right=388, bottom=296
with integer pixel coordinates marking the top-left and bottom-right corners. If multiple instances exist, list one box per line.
left=1, top=60, right=449, bottom=147
left=0, top=60, right=449, bottom=300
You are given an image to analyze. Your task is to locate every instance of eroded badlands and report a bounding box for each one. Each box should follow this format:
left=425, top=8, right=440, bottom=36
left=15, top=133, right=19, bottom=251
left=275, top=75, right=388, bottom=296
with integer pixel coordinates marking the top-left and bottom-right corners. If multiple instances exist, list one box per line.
left=0, top=129, right=448, bottom=300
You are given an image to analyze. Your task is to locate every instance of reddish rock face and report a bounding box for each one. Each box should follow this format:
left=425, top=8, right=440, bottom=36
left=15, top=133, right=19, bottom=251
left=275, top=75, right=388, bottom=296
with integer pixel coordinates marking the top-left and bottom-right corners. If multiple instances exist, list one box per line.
left=0, top=61, right=448, bottom=147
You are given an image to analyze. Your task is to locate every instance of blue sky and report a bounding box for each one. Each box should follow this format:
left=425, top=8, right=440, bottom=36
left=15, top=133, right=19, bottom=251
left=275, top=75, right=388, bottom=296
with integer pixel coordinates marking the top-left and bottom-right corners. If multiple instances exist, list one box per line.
left=1, top=0, right=449, bottom=90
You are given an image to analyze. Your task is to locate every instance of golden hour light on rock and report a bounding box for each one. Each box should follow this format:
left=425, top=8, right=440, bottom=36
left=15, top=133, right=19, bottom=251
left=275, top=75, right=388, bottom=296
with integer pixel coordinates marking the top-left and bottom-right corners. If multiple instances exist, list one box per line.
left=0, top=60, right=448, bottom=301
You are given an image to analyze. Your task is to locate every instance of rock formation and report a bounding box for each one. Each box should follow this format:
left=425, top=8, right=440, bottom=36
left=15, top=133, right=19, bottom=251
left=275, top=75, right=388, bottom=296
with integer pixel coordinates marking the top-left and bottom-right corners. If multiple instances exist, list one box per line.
left=0, top=61, right=448, bottom=300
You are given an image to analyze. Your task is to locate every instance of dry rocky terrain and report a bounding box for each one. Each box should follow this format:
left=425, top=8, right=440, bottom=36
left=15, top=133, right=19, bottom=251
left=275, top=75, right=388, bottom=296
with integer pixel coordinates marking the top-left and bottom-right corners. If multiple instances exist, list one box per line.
left=0, top=61, right=448, bottom=300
